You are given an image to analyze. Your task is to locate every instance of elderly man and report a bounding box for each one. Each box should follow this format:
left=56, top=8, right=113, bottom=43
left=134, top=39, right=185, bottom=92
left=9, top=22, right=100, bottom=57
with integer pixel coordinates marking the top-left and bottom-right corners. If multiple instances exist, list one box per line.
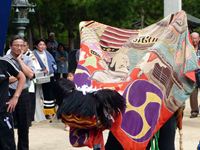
left=190, top=32, right=200, bottom=118
left=46, top=32, right=58, bottom=58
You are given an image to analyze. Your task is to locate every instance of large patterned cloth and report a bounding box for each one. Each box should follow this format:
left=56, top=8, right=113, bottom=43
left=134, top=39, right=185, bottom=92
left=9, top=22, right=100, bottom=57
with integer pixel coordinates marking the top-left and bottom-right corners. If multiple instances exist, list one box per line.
left=73, top=10, right=199, bottom=149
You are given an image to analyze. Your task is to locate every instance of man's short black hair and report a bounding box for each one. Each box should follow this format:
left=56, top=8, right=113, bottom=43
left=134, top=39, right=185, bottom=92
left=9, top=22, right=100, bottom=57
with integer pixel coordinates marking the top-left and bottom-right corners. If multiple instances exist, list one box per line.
left=9, top=35, right=24, bottom=46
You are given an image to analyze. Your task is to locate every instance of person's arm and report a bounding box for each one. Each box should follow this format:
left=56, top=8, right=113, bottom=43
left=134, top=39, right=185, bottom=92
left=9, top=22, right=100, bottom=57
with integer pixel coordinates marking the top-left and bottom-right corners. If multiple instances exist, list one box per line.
left=17, top=53, right=34, bottom=79
left=6, top=71, right=26, bottom=112
left=9, top=76, right=18, bottom=83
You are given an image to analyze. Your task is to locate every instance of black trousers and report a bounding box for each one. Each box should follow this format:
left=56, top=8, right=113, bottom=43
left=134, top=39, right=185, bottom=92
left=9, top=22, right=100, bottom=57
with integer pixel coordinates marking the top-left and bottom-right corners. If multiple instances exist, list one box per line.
left=0, top=112, right=16, bottom=150
left=105, top=115, right=176, bottom=150
left=42, top=77, right=56, bottom=100
left=157, top=115, right=176, bottom=150
left=190, top=87, right=199, bottom=114
left=146, top=115, right=176, bottom=150
left=105, top=132, right=123, bottom=150
left=29, top=92, right=36, bottom=122
left=54, top=73, right=68, bottom=80
left=9, top=89, right=31, bottom=150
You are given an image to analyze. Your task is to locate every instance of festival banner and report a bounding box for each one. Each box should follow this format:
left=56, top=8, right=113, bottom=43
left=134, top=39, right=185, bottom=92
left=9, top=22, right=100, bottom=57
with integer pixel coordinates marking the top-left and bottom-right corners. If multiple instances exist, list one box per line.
left=73, top=11, right=199, bottom=149
left=0, top=0, right=12, bottom=56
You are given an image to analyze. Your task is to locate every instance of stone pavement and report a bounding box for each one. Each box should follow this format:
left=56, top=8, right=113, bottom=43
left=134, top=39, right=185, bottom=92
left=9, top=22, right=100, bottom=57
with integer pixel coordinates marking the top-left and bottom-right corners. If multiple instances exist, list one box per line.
left=26, top=99, right=200, bottom=150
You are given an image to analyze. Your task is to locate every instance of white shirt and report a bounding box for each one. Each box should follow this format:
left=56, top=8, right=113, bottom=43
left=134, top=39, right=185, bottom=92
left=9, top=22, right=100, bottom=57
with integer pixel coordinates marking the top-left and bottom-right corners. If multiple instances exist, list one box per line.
left=37, top=51, right=49, bottom=72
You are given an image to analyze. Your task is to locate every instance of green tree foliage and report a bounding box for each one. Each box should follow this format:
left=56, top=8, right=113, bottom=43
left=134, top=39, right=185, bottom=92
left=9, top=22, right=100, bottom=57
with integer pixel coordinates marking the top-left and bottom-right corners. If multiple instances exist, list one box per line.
left=183, top=0, right=200, bottom=32
left=9, top=0, right=200, bottom=48
left=183, top=0, right=200, bottom=17
left=27, top=0, right=164, bottom=48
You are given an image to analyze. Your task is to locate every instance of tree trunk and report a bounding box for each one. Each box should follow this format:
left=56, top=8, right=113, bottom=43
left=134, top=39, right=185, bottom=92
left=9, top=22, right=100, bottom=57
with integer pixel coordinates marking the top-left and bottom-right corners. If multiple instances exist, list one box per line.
left=68, top=29, right=75, bottom=50
left=37, top=13, right=44, bottom=38
left=28, top=28, right=33, bottom=50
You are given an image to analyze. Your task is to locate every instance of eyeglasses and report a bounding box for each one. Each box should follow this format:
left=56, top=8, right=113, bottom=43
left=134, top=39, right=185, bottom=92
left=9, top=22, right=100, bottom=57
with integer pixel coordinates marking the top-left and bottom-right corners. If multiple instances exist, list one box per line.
left=12, top=44, right=25, bottom=48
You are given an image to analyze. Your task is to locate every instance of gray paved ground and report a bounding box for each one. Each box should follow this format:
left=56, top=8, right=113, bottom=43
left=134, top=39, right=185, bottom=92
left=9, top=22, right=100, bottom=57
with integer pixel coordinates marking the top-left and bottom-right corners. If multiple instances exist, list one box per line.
left=24, top=99, right=200, bottom=150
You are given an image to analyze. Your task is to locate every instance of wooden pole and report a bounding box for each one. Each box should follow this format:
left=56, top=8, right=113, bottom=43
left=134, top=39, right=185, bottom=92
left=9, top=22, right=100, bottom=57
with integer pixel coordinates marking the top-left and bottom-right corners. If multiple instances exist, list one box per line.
left=164, top=0, right=182, bottom=17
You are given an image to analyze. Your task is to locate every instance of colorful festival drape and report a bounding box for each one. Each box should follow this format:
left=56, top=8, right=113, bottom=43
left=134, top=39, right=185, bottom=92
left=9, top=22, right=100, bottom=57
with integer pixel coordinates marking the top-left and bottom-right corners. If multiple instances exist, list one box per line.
left=73, top=11, right=199, bottom=149
left=0, top=0, right=12, bottom=56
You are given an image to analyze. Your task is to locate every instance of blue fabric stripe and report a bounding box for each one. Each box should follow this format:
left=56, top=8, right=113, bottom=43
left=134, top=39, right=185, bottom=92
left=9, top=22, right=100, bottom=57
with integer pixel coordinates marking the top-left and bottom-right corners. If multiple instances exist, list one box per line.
left=0, top=0, right=12, bottom=56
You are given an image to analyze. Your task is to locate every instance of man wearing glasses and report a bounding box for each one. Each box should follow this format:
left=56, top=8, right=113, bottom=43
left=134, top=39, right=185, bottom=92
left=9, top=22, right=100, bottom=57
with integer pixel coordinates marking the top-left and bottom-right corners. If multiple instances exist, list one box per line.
left=4, top=35, right=35, bottom=150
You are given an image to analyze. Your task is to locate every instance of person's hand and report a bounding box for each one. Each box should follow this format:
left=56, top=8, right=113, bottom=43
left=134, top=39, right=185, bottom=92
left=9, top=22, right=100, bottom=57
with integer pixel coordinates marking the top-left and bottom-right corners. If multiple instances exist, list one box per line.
left=17, top=51, right=23, bottom=61
left=16, top=52, right=23, bottom=62
left=59, top=57, right=65, bottom=61
left=6, top=96, right=19, bottom=113
left=43, top=68, right=48, bottom=74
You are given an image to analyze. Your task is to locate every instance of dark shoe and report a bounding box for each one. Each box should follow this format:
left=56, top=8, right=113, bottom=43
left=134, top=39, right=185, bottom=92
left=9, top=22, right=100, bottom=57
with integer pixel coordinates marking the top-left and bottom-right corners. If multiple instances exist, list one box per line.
left=190, top=112, right=198, bottom=118
left=45, top=115, right=51, bottom=119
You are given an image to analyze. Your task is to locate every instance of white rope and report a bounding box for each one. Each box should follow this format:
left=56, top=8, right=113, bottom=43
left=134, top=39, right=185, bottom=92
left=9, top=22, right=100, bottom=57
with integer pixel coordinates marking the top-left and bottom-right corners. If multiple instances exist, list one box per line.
left=179, top=129, right=183, bottom=150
